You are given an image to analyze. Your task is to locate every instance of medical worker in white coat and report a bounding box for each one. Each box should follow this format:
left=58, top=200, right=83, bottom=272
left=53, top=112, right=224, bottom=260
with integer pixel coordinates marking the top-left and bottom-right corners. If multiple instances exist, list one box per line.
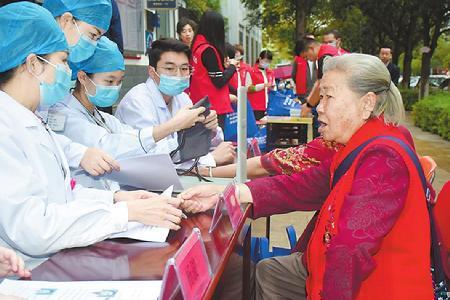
left=49, top=36, right=208, bottom=190
left=115, top=38, right=236, bottom=167
left=0, top=2, right=183, bottom=260
left=39, top=0, right=121, bottom=178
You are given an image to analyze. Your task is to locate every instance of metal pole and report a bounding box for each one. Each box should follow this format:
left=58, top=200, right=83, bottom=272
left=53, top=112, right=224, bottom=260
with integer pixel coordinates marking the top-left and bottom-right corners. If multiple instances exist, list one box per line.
left=236, top=86, right=248, bottom=184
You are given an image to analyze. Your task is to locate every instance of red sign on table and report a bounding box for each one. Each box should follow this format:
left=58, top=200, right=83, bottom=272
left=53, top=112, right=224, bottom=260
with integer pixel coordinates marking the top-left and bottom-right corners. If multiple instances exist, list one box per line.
left=160, top=228, right=211, bottom=300
left=223, top=183, right=244, bottom=231
left=248, top=138, right=262, bottom=157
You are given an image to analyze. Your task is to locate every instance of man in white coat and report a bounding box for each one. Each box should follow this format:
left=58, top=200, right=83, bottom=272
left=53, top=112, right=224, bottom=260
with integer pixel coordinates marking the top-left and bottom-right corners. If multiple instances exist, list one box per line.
left=115, top=38, right=236, bottom=167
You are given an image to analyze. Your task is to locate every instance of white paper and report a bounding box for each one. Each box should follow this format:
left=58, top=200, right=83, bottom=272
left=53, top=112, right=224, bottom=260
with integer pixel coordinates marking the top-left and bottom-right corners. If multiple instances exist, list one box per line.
left=109, top=186, right=173, bottom=242
left=104, top=154, right=184, bottom=192
left=0, top=279, right=162, bottom=300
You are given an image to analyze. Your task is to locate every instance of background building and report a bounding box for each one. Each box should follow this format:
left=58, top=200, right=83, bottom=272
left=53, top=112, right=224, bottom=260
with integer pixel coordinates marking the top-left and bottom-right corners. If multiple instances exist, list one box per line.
left=116, top=0, right=262, bottom=98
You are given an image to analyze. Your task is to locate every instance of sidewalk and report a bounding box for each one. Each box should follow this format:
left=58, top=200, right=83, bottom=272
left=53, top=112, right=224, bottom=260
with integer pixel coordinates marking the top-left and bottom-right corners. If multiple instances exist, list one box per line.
left=253, top=114, right=450, bottom=248
left=403, top=112, right=449, bottom=193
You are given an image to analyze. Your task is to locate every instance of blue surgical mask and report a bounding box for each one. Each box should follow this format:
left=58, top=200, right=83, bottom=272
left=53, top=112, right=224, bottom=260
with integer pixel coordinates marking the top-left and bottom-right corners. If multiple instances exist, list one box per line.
left=84, top=77, right=121, bottom=107
left=328, top=41, right=337, bottom=47
left=33, top=56, right=74, bottom=107
left=157, top=74, right=190, bottom=96
left=68, top=22, right=98, bottom=63
left=260, top=62, right=270, bottom=69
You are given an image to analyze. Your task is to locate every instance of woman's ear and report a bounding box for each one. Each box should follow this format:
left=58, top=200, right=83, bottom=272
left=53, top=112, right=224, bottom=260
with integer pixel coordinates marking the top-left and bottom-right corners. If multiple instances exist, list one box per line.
left=77, top=70, right=88, bottom=86
left=25, top=54, right=44, bottom=76
left=362, top=92, right=377, bottom=120
left=58, top=12, right=75, bottom=30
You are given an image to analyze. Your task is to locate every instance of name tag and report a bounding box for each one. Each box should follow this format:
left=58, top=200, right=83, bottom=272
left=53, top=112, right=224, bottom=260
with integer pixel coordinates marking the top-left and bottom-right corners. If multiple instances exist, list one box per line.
left=47, top=113, right=66, bottom=132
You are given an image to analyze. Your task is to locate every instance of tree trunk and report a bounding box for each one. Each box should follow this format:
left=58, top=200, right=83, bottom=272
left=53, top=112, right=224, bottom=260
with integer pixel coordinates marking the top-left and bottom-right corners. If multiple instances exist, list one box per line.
left=419, top=1, right=444, bottom=98
left=402, top=49, right=413, bottom=88
left=295, top=0, right=306, bottom=40
left=419, top=52, right=431, bottom=98
left=391, top=37, right=402, bottom=66
left=402, top=14, right=416, bottom=88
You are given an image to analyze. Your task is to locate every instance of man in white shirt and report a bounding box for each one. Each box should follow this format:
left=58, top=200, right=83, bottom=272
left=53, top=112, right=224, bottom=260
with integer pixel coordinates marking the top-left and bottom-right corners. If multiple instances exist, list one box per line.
left=116, top=38, right=235, bottom=167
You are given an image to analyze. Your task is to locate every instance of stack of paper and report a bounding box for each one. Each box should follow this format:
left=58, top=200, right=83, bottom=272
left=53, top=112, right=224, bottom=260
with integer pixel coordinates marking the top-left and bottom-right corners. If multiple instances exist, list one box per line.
left=0, top=279, right=162, bottom=300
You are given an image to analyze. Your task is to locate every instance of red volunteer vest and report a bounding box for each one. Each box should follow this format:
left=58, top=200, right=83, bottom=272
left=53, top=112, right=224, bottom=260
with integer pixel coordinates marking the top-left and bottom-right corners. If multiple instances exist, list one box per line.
left=229, top=71, right=239, bottom=91
left=294, top=55, right=308, bottom=95
left=247, top=64, right=274, bottom=111
left=337, top=48, right=350, bottom=55
left=306, top=118, right=433, bottom=299
left=239, top=61, right=250, bottom=85
left=317, top=44, right=339, bottom=60
left=190, top=34, right=232, bottom=115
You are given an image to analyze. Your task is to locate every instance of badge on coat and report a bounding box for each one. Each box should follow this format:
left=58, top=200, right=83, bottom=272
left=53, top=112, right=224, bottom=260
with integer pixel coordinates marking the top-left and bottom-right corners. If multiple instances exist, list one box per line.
left=47, top=113, right=66, bottom=132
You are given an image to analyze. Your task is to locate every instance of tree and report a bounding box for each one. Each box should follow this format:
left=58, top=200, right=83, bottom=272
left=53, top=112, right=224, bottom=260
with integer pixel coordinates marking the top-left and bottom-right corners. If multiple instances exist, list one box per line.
left=418, top=1, right=449, bottom=98
left=396, top=0, right=422, bottom=88
left=240, top=0, right=327, bottom=63
left=184, top=0, right=221, bottom=22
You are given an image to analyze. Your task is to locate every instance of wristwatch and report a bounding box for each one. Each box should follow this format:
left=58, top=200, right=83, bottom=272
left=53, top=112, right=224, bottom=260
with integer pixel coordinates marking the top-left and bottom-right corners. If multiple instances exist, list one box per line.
left=306, top=101, right=314, bottom=108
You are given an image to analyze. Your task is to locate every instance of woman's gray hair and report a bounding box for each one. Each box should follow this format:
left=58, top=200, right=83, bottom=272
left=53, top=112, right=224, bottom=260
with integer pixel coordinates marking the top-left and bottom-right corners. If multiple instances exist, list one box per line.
left=323, top=53, right=405, bottom=125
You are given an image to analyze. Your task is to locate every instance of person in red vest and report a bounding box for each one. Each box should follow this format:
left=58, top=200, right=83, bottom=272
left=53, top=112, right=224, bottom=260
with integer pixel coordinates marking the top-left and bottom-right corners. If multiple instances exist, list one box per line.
left=292, top=35, right=317, bottom=100
left=296, top=37, right=340, bottom=117
left=323, top=29, right=349, bottom=56
left=225, top=43, right=240, bottom=100
left=180, top=53, right=434, bottom=299
left=190, top=10, right=238, bottom=129
left=234, top=43, right=251, bottom=83
left=246, top=50, right=275, bottom=120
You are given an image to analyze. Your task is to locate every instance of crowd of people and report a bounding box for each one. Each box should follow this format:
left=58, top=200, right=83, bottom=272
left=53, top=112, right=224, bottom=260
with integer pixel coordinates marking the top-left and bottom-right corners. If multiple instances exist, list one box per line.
left=0, top=1, right=441, bottom=299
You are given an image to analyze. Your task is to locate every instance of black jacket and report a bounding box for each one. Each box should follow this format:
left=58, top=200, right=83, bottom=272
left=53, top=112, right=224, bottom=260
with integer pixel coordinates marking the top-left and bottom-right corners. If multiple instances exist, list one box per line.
left=386, top=62, right=400, bottom=85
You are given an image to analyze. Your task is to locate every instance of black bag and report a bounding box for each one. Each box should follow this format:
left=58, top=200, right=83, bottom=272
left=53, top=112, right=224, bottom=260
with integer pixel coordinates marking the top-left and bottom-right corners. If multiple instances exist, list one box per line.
left=170, top=96, right=212, bottom=164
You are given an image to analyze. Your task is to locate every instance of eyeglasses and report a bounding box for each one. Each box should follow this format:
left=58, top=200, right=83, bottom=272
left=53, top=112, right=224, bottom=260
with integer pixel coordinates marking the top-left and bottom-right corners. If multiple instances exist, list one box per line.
left=158, top=64, right=194, bottom=76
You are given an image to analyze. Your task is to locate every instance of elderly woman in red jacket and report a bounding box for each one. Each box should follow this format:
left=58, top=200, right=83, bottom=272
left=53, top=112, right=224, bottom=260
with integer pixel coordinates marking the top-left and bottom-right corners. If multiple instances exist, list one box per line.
left=180, top=53, right=433, bottom=299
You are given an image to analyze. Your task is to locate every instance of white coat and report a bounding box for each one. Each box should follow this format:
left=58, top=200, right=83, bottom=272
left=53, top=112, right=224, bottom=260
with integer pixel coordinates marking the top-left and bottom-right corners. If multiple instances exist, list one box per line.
left=115, top=78, right=221, bottom=167
left=0, top=91, right=128, bottom=259
left=48, top=94, right=155, bottom=190
left=37, top=104, right=88, bottom=170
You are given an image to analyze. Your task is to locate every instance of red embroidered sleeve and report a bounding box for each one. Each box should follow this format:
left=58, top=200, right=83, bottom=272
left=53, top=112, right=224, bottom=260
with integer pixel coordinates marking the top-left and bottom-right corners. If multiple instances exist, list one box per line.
left=260, top=138, right=341, bottom=175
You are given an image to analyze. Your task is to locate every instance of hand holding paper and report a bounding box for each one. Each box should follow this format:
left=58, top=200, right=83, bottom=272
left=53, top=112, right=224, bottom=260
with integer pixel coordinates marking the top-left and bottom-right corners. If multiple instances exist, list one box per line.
left=114, top=190, right=159, bottom=203
left=113, top=186, right=183, bottom=242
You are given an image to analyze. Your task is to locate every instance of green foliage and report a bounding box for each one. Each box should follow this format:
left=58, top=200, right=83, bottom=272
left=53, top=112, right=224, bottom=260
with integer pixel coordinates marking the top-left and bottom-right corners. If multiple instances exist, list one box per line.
left=399, top=36, right=450, bottom=75
left=412, top=92, right=450, bottom=140
left=240, top=0, right=329, bottom=64
left=243, top=0, right=297, bottom=64
left=432, top=36, right=450, bottom=69
left=185, top=0, right=221, bottom=22
left=400, top=87, right=420, bottom=111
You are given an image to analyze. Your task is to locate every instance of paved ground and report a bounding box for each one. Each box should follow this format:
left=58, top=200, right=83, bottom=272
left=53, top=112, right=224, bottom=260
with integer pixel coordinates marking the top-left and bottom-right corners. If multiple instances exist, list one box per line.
left=253, top=113, right=450, bottom=248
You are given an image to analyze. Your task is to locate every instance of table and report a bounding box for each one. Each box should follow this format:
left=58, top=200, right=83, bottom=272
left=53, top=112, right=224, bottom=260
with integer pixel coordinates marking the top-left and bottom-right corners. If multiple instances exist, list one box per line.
left=30, top=205, right=254, bottom=300
left=265, top=116, right=313, bottom=151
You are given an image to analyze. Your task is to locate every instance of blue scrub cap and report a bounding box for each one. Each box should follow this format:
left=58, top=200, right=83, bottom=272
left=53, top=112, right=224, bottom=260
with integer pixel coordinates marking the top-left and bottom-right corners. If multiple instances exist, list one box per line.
left=43, top=0, right=112, bottom=32
left=70, top=36, right=124, bottom=79
left=0, top=2, right=68, bottom=73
